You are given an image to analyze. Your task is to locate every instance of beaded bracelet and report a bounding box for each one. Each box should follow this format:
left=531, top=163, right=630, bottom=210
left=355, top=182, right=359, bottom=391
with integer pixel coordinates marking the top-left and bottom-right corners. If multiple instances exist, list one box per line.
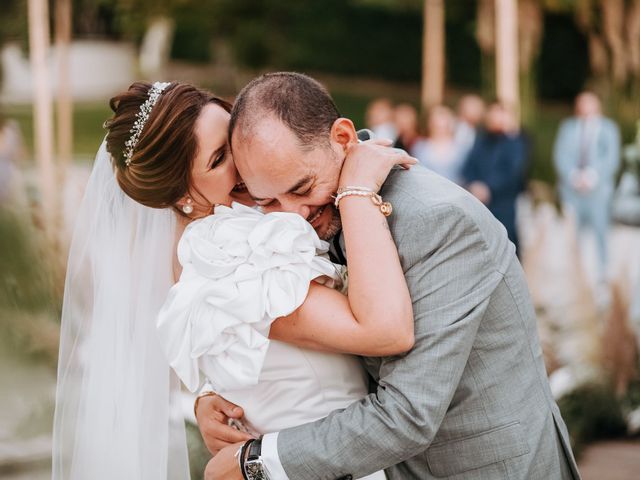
left=336, top=185, right=376, bottom=195
left=334, top=188, right=393, bottom=216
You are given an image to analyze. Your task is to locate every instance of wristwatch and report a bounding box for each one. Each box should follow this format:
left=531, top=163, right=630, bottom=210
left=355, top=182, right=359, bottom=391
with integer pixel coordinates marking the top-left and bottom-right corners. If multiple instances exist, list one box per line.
left=242, top=438, right=271, bottom=480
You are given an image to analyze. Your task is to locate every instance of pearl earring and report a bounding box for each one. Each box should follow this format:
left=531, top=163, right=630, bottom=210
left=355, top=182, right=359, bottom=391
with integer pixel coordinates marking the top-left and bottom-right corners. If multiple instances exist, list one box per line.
left=182, top=197, right=194, bottom=215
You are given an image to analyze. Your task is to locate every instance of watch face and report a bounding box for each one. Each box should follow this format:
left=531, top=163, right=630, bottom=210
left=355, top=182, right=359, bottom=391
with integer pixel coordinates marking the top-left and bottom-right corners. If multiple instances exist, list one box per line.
left=245, top=459, right=267, bottom=480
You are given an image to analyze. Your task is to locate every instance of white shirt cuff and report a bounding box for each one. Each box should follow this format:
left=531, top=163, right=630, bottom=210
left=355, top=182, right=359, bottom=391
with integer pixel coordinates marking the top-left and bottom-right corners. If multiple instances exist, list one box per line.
left=262, top=432, right=290, bottom=480
left=198, top=382, right=215, bottom=396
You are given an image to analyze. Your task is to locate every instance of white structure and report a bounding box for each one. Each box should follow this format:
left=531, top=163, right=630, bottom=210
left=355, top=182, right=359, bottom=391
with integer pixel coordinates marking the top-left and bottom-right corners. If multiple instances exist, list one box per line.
left=139, top=17, right=175, bottom=78
left=1, top=41, right=137, bottom=104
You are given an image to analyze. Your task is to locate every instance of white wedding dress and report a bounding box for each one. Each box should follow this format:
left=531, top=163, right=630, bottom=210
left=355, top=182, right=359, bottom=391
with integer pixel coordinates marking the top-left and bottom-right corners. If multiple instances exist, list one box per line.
left=158, top=202, right=386, bottom=480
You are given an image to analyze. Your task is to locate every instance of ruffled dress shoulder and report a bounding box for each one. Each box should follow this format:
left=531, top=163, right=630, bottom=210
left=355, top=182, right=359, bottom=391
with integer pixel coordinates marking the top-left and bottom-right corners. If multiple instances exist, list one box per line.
left=157, top=202, right=344, bottom=393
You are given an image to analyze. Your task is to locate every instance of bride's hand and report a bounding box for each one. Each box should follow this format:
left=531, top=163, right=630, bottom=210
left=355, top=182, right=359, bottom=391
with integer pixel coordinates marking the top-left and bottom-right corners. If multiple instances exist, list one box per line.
left=195, top=394, right=253, bottom=454
left=339, top=139, right=418, bottom=193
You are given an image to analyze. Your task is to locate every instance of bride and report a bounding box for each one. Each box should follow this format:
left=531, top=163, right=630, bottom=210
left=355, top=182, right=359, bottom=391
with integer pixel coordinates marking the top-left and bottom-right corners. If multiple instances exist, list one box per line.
left=52, top=81, right=416, bottom=479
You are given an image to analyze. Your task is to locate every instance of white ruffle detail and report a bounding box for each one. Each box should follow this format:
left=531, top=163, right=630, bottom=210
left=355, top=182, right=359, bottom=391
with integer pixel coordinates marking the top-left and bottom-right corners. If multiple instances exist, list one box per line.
left=157, top=202, right=343, bottom=393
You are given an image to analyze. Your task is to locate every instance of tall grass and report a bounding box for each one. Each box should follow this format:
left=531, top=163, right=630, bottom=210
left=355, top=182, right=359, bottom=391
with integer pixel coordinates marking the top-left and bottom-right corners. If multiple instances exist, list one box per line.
left=0, top=207, right=61, bottom=364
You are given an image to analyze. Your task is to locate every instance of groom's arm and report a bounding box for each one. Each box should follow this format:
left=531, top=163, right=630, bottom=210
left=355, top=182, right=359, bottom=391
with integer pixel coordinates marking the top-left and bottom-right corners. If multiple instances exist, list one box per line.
left=263, top=199, right=505, bottom=479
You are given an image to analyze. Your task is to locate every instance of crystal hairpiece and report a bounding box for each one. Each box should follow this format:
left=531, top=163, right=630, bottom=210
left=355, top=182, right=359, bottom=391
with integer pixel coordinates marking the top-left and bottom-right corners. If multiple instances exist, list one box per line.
left=123, top=81, right=172, bottom=166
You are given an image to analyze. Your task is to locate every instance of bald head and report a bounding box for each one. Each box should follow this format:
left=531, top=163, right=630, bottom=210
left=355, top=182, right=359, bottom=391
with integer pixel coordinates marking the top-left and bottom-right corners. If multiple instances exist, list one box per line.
left=366, top=98, right=394, bottom=128
left=228, top=73, right=356, bottom=241
left=229, top=72, right=340, bottom=151
left=457, top=94, right=486, bottom=127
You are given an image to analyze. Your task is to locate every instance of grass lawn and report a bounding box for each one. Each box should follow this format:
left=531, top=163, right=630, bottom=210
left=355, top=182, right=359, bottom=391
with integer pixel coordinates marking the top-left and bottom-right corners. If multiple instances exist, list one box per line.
left=5, top=102, right=112, bottom=161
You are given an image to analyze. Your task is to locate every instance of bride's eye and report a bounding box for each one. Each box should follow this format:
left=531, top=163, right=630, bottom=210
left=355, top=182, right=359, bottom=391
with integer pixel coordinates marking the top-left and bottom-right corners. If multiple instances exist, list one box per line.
left=210, top=150, right=226, bottom=170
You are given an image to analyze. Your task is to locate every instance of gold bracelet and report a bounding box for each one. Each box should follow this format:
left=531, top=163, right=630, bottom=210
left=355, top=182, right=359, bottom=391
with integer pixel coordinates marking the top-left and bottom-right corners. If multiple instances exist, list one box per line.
left=370, top=192, right=393, bottom=216
left=194, top=391, right=217, bottom=420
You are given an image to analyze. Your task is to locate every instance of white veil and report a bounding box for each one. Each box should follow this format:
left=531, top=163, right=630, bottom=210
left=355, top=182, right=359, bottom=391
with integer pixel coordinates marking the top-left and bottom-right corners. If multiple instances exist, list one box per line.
left=52, top=141, right=191, bottom=479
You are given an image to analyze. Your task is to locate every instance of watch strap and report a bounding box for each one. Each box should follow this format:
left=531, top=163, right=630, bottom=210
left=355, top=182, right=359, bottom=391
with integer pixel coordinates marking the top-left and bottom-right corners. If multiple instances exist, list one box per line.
left=246, top=437, right=262, bottom=461
left=239, top=439, right=253, bottom=480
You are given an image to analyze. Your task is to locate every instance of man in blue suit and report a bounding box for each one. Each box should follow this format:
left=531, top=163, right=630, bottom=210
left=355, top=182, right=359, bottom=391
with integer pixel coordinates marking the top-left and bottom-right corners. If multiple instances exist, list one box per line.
left=462, top=102, right=527, bottom=256
left=553, top=91, right=620, bottom=282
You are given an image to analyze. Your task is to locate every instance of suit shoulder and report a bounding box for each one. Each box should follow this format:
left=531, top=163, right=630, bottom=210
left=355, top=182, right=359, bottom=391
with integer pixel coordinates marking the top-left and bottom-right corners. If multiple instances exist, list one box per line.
left=602, top=117, right=620, bottom=132
left=382, top=166, right=478, bottom=214
left=382, top=167, right=514, bottom=264
left=557, top=118, right=574, bottom=131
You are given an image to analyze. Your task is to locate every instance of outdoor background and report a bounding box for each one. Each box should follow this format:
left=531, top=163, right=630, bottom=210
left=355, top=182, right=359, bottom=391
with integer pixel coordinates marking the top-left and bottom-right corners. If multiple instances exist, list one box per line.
left=1, top=0, right=639, bottom=479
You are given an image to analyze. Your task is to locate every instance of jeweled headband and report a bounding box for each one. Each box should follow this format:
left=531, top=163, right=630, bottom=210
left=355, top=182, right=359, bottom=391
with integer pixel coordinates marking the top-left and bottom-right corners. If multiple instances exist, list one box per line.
left=123, top=81, right=172, bottom=166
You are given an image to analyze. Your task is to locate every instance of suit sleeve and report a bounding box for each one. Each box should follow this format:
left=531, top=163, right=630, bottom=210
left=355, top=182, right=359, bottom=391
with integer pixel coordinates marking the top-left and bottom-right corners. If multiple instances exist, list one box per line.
left=600, top=120, right=621, bottom=180
left=461, top=143, right=480, bottom=183
left=275, top=199, right=505, bottom=479
left=553, top=120, right=575, bottom=184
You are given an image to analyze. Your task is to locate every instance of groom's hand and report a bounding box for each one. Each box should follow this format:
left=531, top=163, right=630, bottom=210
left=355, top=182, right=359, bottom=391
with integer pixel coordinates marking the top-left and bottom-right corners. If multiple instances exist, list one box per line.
left=204, top=441, right=245, bottom=480
left=196, top=394, right=253, bottom=454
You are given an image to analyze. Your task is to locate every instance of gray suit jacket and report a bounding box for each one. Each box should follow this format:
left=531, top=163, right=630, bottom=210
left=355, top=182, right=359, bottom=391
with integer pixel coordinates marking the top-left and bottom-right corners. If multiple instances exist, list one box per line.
left=276, top=166, right=580, bottom=479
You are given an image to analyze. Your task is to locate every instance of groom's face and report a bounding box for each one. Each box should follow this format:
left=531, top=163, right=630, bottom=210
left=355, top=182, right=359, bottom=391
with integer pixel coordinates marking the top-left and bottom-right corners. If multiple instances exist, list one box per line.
left=232, top=116, right=345, bottom=240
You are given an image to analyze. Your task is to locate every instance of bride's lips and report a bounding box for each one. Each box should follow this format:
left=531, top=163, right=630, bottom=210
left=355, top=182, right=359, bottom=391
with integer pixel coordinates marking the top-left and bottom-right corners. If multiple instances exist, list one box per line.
left=232, top=181, right=247, bottom=193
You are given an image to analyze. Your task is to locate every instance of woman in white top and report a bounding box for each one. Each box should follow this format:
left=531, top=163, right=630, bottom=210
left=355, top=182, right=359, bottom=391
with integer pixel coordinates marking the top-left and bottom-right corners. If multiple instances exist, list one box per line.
left=412, top=105, right=467, bottom=185
left=52, top=81, right=416, bottom=480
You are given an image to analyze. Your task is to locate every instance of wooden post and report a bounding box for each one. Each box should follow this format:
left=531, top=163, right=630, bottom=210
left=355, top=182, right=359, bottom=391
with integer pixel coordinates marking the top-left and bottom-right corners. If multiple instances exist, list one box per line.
left=476, top=0, right=497, bottom=100
left=28, top=0, right=56, bottom=236
left=55, top=0, right=73, bottom=173
left=518, top=0, right=543, bottom=126
left=422, top=0, right=445, bottom=111
left=495, top=0, right=520, bottom=119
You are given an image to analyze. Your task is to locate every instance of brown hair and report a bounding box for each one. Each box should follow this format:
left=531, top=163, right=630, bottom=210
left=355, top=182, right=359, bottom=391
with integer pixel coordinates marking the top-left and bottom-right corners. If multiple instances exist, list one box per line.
left=229, top=72, right=340, bottom=151
left=105, top=81, right=231, bottom=211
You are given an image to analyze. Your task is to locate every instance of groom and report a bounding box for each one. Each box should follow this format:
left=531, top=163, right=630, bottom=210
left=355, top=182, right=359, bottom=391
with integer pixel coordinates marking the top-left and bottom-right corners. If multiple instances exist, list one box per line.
left=199, top=72, right=580, bottom=479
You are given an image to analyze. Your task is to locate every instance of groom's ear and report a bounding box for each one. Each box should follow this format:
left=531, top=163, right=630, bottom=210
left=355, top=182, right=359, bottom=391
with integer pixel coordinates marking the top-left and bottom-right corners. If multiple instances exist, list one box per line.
left=330, top=118, right=358, bottom=151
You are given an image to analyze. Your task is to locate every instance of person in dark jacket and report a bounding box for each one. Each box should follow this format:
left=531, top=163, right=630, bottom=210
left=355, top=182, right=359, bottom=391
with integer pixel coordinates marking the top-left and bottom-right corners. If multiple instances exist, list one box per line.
left=462, top=102, right=527, bottom=255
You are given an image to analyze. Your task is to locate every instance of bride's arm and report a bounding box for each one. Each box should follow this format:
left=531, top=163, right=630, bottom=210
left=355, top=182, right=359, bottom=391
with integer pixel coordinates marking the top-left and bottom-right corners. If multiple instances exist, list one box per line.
left=270, top=140, right=416, bottom=356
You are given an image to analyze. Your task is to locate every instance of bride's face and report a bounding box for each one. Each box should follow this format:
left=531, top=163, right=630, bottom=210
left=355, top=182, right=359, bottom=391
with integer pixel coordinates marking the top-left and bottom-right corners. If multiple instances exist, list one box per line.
left=186, top=103, right=251, bottom=216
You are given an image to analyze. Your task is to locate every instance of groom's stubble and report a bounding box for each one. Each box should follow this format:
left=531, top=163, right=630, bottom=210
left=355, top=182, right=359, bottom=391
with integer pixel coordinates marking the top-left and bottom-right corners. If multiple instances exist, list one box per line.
left=323, top=206, right=343, bottom=241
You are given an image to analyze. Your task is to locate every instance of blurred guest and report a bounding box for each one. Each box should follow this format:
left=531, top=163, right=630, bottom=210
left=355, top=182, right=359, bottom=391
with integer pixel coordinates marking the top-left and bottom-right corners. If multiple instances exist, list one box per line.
left=505, top=106, right=533, bottom=194
left=553, top=91, right=620, bottom=281
left=0, top=110, right=24, bottom=205
left=462, top=102, right=527, bottom=255
left=393, top=103, right=420, bottom=152
left=455, top=94, right=486, bottom=157
left=632, top=278, right=640, bottom=348
left=612, top=126, right=640, bottom=226
left=412, top=105, right=466, bottom=184
left=365, top=98, right=397, bottom=141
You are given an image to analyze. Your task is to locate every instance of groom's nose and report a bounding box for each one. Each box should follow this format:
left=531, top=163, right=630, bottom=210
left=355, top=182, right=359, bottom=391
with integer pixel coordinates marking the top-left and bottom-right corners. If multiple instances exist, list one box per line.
left=279, top=199, right=310, bottom=219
